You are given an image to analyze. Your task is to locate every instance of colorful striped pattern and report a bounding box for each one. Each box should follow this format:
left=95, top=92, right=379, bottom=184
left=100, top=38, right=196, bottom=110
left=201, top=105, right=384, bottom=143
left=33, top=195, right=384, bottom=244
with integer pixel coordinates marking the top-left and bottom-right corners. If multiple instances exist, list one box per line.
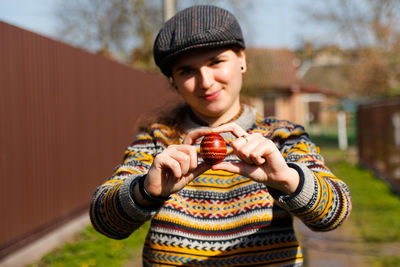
left=90, top=107, right=351, bottom=266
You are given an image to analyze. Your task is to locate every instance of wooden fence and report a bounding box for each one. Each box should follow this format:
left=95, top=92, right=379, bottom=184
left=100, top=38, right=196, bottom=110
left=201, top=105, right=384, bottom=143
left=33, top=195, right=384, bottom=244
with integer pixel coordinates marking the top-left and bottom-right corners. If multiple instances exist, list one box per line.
left=0, top=21, right=179, bottom=258
left=358, top=98, right=400, bottom=194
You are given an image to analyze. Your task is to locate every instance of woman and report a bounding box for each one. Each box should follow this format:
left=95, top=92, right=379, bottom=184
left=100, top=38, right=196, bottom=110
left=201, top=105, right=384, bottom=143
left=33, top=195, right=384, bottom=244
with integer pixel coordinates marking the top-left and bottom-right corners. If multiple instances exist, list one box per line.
left=90, top=5, right=352, bottom=267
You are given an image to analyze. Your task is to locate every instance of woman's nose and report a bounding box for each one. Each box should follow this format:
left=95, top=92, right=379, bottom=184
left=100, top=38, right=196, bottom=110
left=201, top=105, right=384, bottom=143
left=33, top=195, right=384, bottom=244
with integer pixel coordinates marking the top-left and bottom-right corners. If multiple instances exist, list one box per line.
left=198, top=67, right=213, bottom=89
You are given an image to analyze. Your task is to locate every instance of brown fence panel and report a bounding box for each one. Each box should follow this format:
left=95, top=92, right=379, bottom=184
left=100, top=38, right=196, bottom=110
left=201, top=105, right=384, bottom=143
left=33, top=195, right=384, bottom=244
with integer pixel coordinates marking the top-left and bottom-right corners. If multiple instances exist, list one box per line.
left=358, top=98, right=400, bottom=194
left=0, top=21, right=179, bottom=257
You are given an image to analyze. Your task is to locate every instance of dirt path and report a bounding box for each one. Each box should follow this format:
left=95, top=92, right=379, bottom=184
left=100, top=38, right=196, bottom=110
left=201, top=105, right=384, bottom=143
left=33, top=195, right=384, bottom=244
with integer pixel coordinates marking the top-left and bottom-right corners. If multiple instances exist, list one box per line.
left=124, top=247, right=143, bottom=267
left=294, top=218, right=366, bottom=267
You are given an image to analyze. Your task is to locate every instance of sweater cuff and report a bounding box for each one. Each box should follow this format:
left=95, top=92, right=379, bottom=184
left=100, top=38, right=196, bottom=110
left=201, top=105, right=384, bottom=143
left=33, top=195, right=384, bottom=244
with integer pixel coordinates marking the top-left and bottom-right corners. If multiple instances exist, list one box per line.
left=118, top=174, right=161, bottom=220
left=268, top=162, right=316, bottom=211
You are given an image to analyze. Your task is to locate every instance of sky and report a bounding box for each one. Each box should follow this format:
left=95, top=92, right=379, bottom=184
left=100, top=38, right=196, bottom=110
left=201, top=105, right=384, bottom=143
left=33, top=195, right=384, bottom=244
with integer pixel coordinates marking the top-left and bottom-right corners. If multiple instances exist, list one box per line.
left=0, top=0, right=337, bottom=50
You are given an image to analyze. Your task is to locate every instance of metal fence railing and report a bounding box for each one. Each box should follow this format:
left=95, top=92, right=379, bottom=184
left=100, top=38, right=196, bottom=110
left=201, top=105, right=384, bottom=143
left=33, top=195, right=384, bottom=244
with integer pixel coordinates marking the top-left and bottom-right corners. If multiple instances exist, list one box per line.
left=0, top=21, right=178, bottom=258
left=357, top=98, right=400, bottom=194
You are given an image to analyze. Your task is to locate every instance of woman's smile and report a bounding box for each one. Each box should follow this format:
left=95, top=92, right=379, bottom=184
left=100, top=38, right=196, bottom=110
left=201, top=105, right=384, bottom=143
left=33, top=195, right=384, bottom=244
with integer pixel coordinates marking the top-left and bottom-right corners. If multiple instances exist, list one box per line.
left=203, top=90, right=222, bottom=101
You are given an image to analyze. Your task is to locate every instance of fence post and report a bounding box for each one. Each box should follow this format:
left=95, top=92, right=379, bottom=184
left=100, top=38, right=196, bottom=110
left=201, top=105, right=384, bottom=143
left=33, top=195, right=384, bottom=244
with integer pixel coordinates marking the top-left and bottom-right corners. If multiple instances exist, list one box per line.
left=338, top=111, right=348, bottom=150
left=392, top=112, right=400, bottom=147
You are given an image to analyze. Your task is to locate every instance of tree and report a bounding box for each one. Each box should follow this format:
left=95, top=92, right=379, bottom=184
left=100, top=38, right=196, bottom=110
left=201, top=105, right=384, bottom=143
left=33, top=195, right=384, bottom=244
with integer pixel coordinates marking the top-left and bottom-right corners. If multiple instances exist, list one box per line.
left=55, top=0, right=252, bottom=72
left=55, top=0, right=162, bottom=65
left=304, top=0, right=400, bottom=96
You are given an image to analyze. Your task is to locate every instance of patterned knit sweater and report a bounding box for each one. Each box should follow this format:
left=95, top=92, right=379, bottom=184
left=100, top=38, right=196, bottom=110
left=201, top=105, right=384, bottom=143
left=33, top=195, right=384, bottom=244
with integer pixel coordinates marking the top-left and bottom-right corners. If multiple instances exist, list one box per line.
left=90, top=106, right=352, bottom=267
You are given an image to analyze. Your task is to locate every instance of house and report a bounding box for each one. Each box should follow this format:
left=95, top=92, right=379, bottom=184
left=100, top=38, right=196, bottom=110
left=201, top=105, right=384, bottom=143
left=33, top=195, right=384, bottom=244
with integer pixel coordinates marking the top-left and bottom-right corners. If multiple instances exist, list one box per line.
left=242, top=48, right=340, bottom=129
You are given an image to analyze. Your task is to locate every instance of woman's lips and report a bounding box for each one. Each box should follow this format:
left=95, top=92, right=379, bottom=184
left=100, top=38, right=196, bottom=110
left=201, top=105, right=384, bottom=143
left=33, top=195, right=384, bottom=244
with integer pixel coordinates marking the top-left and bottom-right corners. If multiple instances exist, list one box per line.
left=203, top=90, right=221, bottom=101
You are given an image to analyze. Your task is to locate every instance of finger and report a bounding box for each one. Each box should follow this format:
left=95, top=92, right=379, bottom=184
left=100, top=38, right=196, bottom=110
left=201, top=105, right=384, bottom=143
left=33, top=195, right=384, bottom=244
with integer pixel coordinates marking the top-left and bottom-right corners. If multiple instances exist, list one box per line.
left=183, top=128, right=212, bottom=145
left=157, top=154, right=183, bottom=178
left=241, top=142, right=265, bottom=165
left=170, top=145, right=198, bottom=170
left=209, top=122, right=248, bottom=138
left=230, top=133, right=251, bottom=150
left=244, top=134, right=269, bottom=165
left=230, top=134, right=259, bottom=164
left=187, top=145, right=198, bottom=170
left=191, top=162, right=211, bottom=178
left=168, top=150, right=191, bottom=177
left=211, top=161, right=242, bottom=173
left=180, top=162, right=211, bottom=185
left=249, top=144, right=267, bottom=165
left=232, top=146, right=254, bottom=164
left=211, top=161, right=262, bottom=179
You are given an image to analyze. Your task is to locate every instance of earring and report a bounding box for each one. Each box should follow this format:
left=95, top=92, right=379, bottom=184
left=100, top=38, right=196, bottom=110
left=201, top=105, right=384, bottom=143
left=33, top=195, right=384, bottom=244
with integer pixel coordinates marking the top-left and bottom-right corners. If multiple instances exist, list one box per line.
left=241, top=66, right=244, bottom=70
left=168, top=77, right=178, bottom=90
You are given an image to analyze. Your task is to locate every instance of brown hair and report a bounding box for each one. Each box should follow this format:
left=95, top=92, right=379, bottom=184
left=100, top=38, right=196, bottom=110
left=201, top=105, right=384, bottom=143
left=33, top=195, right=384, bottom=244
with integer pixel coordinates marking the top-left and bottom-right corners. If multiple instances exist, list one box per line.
left=136, top=102, right=189, bottom=140
left=136, top=97, right=253, bottom=139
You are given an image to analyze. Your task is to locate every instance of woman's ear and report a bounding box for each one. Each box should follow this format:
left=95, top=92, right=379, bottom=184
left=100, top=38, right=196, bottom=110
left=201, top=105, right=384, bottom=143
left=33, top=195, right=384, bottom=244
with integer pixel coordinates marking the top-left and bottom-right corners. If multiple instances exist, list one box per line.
left=169, top=77, right=178, bottom=90
left=239, top=50, right=247, bottom=73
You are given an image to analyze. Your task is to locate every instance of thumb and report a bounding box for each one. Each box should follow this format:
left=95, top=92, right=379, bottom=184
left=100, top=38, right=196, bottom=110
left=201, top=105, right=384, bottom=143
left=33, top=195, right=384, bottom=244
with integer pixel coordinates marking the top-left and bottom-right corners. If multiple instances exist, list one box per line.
left=193, top=162, right=211, bottom=177
left=183, top=162, right=211, bottom=183
left=211, top=161, right=245, bottom=174
left=212, top=161, right=262, bottom=180
left=171, top=162, right=211, bottom=193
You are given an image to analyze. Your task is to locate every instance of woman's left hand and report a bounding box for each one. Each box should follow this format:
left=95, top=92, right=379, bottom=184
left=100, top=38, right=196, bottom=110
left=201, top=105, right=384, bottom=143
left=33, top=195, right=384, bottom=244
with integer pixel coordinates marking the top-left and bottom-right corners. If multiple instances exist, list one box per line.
left=184, top=122, right=300, bottom=195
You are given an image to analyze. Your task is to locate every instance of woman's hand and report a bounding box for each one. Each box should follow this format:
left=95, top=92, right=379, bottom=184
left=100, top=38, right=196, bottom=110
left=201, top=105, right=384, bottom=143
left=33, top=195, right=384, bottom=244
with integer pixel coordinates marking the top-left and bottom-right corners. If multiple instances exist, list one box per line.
left=145, top=145, right=210, bottom=197
left=184, top=123, right=300, bottom=195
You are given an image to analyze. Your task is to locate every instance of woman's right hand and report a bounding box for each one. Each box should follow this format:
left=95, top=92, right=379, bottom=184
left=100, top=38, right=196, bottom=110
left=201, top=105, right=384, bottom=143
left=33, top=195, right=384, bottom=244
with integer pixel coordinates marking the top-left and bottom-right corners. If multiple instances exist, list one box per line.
left=144, top=144, right=210, bottom=198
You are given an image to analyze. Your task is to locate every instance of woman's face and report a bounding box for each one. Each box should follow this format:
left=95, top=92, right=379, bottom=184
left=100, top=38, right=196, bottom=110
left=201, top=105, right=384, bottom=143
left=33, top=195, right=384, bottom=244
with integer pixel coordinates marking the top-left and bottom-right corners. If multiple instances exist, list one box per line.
left=171, top=47, right=247, bottom=126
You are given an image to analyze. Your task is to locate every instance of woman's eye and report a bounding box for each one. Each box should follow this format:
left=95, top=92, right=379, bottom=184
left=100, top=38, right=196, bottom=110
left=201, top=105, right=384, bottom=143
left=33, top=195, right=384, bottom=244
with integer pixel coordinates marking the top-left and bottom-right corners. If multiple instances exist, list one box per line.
left=180, top=68, right=195, bottom=75
left=210, top=60, right=223, bottom=66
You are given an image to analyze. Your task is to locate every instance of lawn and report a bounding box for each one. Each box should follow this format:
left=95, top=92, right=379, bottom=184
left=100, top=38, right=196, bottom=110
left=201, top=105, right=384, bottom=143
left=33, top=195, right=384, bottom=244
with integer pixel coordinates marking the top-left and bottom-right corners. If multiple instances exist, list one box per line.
left=30, top=145, right=400, bottom=266
left=328, top=160, right=400, bottom=243
left=320, top=145, right=400, bottom=266
left=29, top=223, right=149, bottom=267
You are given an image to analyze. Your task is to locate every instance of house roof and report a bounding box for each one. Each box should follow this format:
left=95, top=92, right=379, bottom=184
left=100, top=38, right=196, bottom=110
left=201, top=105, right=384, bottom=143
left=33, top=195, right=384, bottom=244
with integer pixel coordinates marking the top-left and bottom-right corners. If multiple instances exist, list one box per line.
left=242, top=48, right=300, bottom=96
left=301, top=64, right=354, bottom=97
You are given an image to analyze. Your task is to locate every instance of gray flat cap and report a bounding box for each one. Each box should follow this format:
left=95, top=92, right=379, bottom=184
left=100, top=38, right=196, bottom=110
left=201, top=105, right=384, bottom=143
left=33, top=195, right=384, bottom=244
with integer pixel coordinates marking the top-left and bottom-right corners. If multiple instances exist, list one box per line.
left=153, top=5, right=245, bottom=76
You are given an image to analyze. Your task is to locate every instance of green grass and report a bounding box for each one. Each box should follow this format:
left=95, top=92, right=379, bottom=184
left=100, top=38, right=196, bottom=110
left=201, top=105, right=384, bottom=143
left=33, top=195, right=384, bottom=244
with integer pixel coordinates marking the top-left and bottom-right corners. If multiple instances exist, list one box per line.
left=29, top=222, right=149, bottom=267
left=321, top=146, right=400, bottom=265
left=313, top=131, right=400, bottom=240
left=309, top=126, right=357, bottom=148
left=370, top=256, right=400, bottom=267
left=327, top=159, right=400, bottom=243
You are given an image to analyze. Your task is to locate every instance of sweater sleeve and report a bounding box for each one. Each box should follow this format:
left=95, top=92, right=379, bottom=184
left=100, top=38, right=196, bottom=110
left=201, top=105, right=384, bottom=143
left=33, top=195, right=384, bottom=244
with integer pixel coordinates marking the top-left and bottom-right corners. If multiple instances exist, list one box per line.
left=267, top=121, right=352, bottom=232
left=89, top=132, right=163, bottom=239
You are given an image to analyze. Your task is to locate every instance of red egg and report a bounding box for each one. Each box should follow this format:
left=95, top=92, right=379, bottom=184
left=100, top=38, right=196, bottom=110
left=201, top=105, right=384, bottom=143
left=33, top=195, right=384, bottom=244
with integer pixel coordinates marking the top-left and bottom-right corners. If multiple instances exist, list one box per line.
left=200, top=133, right=227, bottom=165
